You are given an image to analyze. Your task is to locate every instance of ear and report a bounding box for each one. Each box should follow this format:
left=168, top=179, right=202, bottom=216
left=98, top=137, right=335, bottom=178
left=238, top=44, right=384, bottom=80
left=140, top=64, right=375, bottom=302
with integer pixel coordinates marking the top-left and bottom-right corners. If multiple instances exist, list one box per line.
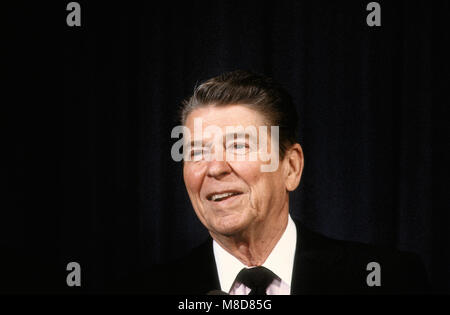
left=284, top=143, right=304, bottom=192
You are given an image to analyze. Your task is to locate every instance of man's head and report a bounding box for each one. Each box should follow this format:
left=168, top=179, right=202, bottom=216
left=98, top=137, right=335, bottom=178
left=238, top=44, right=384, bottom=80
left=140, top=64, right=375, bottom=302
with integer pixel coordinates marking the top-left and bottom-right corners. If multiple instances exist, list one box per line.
left=180, top=70, right=304, bottom=239
left=181, top=70, right=298, bottom=159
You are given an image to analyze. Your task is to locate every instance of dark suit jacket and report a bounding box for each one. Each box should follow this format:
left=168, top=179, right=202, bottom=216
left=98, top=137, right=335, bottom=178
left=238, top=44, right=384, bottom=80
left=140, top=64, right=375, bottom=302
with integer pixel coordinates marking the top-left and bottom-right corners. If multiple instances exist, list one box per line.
left=139, top=220, right=429, bottom=294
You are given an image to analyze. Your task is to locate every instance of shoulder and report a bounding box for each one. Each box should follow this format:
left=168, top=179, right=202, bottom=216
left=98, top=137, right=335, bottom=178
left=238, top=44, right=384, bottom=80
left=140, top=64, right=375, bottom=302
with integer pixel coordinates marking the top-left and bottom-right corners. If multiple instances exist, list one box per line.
left=141, top=239, right=220, bottom=294
left=293, top=219, right=430, bottom=293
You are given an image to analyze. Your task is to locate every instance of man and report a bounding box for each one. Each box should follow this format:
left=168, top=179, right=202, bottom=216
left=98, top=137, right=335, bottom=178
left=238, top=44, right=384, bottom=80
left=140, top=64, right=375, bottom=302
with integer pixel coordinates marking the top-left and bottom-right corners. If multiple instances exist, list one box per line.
left=149, top=70, right=429, bottom=294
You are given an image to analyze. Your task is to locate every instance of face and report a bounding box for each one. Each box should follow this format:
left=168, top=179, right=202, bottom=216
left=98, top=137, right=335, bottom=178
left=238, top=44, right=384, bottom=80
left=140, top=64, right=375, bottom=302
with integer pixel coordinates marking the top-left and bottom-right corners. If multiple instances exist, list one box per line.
left=183, top=105, right=294, bottom=237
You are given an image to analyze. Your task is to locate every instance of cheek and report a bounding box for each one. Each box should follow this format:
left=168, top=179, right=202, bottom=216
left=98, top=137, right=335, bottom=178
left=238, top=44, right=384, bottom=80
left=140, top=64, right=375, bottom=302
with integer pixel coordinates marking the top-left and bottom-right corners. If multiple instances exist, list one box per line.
left=183, top=164, right=208, bottom=197
left=228, top=161, right=260, bottom=184
left=238, top=165, right=283, bottom=203
left=229, top=162, right=266, bottom=205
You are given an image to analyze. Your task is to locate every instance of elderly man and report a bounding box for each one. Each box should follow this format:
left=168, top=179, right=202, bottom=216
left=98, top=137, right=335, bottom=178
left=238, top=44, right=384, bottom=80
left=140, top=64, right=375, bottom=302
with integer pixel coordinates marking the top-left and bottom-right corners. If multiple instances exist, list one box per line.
left=151, top=70, right=428, bottom=295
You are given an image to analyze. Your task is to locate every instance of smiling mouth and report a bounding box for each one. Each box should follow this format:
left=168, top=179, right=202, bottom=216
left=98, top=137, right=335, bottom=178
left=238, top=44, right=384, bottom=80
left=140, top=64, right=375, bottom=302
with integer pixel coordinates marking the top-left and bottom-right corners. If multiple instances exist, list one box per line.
left=207, top=191, right=243, bottom=202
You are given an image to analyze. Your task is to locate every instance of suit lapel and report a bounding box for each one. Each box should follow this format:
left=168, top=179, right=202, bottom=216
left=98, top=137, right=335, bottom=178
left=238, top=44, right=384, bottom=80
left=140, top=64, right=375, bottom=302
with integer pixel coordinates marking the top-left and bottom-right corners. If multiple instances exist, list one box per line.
left=184, top=238, right=221, bottom=294
left=291, top=220, right=345, bottom=294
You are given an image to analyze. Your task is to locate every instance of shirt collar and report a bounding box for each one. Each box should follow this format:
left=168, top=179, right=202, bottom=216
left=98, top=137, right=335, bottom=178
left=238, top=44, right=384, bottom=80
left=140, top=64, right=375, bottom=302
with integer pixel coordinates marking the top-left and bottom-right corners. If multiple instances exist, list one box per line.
left=213, top=215, right=297, bottom=292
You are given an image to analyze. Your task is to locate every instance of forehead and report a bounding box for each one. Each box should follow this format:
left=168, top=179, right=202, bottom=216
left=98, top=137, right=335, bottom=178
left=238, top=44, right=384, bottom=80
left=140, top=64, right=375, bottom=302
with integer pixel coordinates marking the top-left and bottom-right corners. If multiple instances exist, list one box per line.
left=185, top=105, right=266, bottom=129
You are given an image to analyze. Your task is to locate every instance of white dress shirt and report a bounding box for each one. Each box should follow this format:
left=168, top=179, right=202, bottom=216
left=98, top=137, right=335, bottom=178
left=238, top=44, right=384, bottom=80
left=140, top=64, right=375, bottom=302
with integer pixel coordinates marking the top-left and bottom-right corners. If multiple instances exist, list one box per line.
left=213, top=215, right=297, bottom=295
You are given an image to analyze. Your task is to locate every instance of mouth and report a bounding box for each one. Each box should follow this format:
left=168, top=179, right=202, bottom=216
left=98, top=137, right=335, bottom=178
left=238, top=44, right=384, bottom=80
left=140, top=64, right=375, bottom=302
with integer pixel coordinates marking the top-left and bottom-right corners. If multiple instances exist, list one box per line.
left=206, top=190, right=244, bottom=202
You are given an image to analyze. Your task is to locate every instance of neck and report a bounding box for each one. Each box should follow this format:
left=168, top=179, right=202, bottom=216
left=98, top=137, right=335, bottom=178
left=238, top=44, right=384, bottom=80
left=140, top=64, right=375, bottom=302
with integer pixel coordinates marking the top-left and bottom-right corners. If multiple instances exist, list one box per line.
left=211, top=209, right=289, bottom=267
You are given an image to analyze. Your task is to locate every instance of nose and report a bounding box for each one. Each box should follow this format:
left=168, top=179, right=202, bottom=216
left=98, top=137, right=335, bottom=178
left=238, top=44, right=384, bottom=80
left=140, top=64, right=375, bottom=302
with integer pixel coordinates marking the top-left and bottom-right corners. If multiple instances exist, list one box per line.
left=207, top=159, right=232, bottom=179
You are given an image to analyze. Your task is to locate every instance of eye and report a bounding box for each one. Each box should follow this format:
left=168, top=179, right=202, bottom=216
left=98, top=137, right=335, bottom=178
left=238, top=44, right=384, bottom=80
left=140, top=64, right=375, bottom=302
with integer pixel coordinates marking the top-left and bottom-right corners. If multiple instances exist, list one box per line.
left=190, top=149, right=202, bottom=156
left=190, top=148, right=204, bottom=160
left=227, top=142, right=249, bottom=154
left=234, top=143, right=247, bottom=149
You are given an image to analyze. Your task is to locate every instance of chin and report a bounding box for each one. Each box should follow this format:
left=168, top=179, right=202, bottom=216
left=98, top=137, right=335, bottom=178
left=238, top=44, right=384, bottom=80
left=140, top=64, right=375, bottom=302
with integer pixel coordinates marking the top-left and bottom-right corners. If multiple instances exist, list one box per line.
left=209, top=214, right=249, bottom=236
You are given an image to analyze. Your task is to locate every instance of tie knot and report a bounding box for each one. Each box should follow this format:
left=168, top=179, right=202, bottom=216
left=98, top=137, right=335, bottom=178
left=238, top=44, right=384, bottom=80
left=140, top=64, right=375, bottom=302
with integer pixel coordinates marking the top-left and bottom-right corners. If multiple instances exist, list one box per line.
left=235, top=266, right=279, bottom=295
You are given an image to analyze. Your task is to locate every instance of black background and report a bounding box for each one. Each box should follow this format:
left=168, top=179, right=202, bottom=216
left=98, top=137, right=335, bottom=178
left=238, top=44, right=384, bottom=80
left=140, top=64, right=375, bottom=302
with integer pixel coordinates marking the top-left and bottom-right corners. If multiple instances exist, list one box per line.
left=2, top=1, right=449, bottom=293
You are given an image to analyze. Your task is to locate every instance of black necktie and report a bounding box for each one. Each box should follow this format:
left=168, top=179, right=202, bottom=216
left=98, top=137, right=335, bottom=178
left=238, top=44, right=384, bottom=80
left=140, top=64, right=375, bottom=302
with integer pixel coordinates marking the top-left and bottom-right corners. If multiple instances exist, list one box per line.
left=235, top=266, right=278, bottom=295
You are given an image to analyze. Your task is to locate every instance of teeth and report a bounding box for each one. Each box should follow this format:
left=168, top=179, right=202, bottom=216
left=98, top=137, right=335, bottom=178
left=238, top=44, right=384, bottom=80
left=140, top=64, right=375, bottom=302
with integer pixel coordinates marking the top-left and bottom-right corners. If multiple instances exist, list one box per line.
left=211, top=192, right=237, bottom=201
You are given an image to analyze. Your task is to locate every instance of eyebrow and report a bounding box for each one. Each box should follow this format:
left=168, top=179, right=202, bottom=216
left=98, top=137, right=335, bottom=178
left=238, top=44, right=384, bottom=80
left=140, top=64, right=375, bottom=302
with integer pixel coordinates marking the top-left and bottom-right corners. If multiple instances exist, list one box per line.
left=188, top=140, right=205, bottom=147
left=189, top=132, right=252, bottom=147
left=224, top=131, right=248, bottom=139
left=224, top=132, right=257, bottom=145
